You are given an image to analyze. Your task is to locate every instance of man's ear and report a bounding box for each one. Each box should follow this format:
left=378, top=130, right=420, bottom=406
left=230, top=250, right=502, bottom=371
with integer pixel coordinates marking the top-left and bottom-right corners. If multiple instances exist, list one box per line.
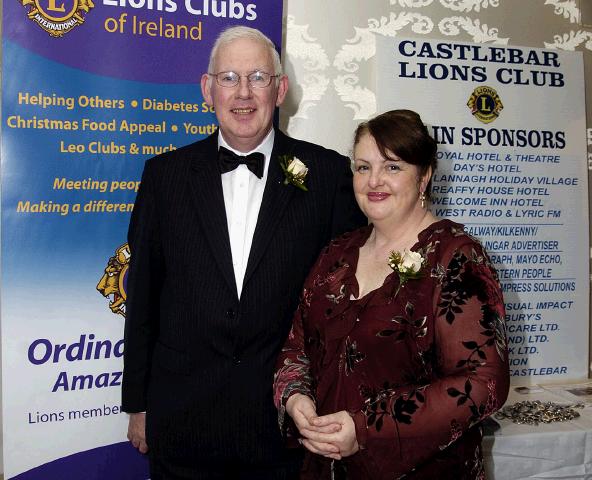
left=201, top=73, right=213, bottom=106
left=275, top=75, right=289, bottom=107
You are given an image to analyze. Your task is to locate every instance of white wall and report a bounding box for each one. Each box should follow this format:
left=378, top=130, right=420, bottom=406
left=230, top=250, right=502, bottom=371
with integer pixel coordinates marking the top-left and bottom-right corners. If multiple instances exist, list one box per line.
left=281, top=0, right=592, bottom=377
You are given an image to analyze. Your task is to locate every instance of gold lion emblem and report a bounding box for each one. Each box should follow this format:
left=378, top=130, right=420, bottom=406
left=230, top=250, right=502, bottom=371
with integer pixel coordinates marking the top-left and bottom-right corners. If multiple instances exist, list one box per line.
left=20, top=0, right=94, bottom=37
left=97, top=243, right=130, bottom=317
left=467, top=86, right=503, bottom=124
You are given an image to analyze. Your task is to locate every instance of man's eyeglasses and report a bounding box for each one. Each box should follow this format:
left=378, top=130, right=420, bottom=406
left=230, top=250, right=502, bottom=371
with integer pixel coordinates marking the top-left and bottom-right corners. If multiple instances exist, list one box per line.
left=208, top=71, right=279, bottom=88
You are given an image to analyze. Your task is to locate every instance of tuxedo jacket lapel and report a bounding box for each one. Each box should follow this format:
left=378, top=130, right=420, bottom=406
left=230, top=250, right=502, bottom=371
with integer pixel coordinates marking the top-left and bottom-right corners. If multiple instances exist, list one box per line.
left=188, top=133, right=238, bottom=298
left=243, top=130, right=295, bottom=287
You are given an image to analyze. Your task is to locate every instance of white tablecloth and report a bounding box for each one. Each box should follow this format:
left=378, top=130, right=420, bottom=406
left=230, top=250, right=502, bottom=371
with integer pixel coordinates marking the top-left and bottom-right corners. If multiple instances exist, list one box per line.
left=483, top=388, right=592, bottom=479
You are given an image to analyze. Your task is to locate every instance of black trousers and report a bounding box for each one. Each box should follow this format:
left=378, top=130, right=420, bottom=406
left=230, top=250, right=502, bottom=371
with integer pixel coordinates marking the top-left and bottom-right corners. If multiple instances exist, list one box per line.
left=149, top=453, right=302, bottom=480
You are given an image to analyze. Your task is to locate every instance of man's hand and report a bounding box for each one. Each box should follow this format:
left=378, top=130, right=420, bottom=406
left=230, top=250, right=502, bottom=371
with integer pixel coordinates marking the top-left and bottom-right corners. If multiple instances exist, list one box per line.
left=127, top=412, right=148, bottom=454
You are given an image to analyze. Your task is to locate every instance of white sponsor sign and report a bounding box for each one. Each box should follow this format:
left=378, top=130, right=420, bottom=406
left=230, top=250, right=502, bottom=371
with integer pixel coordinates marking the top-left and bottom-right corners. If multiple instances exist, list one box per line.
left=376, top=36, right=588, bottom=384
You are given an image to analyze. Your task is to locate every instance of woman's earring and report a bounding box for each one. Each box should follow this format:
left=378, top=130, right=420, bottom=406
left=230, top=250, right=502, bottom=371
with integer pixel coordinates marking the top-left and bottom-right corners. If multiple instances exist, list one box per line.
left=420, top=191, right=426, bottom=209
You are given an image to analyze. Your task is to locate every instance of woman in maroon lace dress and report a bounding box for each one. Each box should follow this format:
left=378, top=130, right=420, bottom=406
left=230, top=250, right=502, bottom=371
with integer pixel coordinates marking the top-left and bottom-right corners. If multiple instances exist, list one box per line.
left=273, top=110, right=509, bottom=479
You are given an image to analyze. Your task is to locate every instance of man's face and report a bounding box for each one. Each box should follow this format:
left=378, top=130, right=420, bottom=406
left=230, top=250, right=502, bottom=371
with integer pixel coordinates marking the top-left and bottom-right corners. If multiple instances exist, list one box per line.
left=201, top=37, right=288, bottom=152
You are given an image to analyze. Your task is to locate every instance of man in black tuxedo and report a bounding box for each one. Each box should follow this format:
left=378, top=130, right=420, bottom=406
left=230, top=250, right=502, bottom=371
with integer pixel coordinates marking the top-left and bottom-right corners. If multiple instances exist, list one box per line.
left=122, top=25, right=365, bottom=479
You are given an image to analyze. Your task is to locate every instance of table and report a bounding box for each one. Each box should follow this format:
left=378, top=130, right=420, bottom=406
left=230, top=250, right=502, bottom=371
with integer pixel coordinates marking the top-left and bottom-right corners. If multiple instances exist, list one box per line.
left=483, top=388, right=592, bottom=479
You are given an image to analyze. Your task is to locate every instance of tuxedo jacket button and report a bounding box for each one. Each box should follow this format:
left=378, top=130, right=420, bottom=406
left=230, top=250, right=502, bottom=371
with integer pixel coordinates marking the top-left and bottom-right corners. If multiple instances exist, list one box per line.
left=226, top=308, right=235, bottom=319
left=232, top=356, right=241, bottom=365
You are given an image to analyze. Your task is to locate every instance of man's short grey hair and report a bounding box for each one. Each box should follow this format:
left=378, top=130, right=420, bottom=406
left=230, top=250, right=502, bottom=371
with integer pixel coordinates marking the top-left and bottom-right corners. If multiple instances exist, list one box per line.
left=207, top=26, right=283, bottom=77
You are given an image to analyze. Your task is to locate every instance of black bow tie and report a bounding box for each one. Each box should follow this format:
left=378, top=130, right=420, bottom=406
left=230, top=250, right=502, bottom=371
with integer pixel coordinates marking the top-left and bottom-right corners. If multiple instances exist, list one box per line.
left=218, top=146, right=264, bottom=179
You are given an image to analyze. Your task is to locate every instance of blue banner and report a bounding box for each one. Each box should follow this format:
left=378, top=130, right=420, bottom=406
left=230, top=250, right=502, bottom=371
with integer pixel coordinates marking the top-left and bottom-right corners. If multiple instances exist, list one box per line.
left=1, top=0, right=282, bottom=477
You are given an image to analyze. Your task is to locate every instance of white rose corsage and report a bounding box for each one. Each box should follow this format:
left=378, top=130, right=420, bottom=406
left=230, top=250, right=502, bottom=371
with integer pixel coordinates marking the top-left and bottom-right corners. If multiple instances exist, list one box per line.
left=279, top=155, right=308, bottom=191
left=388, top=249, right=425, bottom=293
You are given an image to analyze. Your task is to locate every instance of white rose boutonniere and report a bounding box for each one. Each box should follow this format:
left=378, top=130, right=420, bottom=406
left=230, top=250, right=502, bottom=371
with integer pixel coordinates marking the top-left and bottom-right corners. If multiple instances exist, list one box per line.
left=279, top=155, right=308, bottom=191
left=388, top=249, right=425, bottom=296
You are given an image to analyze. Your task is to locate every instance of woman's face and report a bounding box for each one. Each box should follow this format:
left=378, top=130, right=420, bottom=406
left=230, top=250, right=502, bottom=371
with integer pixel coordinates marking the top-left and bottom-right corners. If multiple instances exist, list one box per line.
left=353, top=133, right=428, bottom=225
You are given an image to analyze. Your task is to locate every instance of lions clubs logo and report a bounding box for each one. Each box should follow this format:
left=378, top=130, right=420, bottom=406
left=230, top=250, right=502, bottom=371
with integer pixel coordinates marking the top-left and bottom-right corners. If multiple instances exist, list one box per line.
left=97, top=243, right=130, bottom=318
left=20, top=0, right=94, bottom=37
left=467, top=86, right=503, bottom=124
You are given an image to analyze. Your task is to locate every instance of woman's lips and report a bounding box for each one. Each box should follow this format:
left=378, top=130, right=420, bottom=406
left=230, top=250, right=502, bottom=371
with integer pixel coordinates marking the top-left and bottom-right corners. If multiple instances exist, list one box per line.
left=367, top=192, right=390, bottom=201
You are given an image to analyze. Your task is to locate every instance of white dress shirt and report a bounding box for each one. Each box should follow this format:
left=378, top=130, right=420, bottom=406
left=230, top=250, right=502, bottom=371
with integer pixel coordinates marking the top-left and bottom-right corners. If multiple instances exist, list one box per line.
left=219, top=129, right=274, bottom=297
